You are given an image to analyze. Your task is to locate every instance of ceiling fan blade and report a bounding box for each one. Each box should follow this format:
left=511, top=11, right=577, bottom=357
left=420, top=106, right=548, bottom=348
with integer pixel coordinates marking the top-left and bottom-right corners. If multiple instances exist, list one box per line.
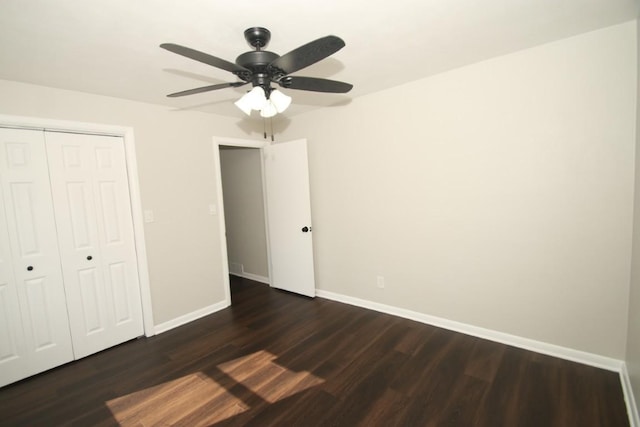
left=269, top=36, right=345, bottom=75
left=160, top=43, right=249, bottom=74
left=278, top=76, right=353, bottom=93
left=167, top=82, right=248, bottom=98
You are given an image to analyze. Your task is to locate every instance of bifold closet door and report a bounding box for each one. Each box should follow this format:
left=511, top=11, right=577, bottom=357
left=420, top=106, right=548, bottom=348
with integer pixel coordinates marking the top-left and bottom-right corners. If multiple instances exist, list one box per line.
left=45, top=132, right=143, bottom=359
left=0, top=128, right=74, bottom=387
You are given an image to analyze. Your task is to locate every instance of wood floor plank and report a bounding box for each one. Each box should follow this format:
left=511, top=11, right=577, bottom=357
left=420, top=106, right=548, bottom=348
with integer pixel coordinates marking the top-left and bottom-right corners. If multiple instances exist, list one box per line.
left=474, top=346, right=534, bottom=426
left=325, top=350, right=408, bottom=426
left=464, top=336, right=506, bottom=383
left=391, top=333, right=480, bottom=426
left=356, top=387, right=410, bottom=427
left=0, top=276, right=630, bottom=426
left=389, top=327, right=457, bottom=396
left=435, top=374, right=490, bottom=427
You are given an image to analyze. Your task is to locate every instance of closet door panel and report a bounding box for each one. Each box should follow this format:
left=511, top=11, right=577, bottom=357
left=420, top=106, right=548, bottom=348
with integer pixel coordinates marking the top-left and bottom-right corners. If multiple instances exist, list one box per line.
left=46, top=132, right=143, bottom=359
left=0, top=283, right=21, bottom=363
left=89, top=136, right=142, bottom=332
left=0, top=191, right=25, bottom=386
left=60, top=176, right=110, bottom=339
left=0, top=128, right=73, bottom=387
left=77, top=267, right=106, bottom=334
left=23, top=276, right=68, bottom=357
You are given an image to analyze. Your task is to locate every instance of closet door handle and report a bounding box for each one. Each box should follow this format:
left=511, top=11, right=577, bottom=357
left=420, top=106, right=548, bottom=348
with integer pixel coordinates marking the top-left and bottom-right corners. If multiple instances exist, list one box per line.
left=27, top=266, right=33, bottom=271
left=87, top=255, right=93, bottom=261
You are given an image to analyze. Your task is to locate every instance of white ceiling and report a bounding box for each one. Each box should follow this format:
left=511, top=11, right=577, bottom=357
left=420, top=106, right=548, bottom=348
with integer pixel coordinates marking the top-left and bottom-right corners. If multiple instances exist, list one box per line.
left=0, top=0, right=638, bottom=119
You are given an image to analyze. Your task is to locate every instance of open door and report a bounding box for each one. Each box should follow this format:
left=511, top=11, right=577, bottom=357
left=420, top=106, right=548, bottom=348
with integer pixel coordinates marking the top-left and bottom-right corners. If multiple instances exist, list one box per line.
left=263, top=139, right=316, bottom=297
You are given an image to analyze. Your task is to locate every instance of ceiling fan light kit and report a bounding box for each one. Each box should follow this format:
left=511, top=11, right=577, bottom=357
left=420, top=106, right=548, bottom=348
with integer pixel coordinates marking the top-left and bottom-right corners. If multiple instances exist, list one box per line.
left=234, top=86, right=292, bottom=117
left=161, top=26, right=353, bottom=119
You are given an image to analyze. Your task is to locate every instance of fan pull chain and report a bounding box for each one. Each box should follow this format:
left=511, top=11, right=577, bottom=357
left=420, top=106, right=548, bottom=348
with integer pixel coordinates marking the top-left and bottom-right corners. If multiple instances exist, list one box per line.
left=263, top=117, right=267, bottom=139
left=270, top=117, right=274, bottom=142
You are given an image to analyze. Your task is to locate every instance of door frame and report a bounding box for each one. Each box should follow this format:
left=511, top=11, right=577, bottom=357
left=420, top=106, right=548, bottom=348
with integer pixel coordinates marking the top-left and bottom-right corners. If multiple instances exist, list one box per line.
left=212, top=136, right=272, bottom=305
left=0, top=114, right=155, bottom=337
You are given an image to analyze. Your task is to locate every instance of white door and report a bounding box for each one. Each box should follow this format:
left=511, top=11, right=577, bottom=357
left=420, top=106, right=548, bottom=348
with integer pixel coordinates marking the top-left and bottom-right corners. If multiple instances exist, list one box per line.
left=45, top=132, right=143, bottom=359
left=0, top=174, right=23, bottom=386
left=263, top=139, right=316, bottom=297
left=0, top=128, right=73, bottom=387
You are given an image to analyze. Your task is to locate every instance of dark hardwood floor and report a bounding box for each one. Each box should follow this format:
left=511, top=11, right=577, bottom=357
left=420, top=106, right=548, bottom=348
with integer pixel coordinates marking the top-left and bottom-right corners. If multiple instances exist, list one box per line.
left=0, top=276, right=630, bottom=426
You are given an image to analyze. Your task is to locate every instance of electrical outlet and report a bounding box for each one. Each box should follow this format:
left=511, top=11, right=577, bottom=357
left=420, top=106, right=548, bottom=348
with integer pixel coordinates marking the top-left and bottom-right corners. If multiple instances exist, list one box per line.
left=376, top=276, right=385, bottom=289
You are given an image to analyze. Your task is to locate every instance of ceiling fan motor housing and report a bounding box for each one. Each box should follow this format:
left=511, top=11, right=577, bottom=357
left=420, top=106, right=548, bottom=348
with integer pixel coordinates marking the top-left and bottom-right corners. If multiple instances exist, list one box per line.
left=235, top=50, right=279, bottom=70
left=235, top=50, right=282, bottom=91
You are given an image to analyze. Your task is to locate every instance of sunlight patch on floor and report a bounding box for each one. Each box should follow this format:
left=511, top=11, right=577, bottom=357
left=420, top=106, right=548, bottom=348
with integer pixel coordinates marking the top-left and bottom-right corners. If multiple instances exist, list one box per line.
left=217, top=349, right=325, bottom=403
left=105, top=350, right=324, bottom=425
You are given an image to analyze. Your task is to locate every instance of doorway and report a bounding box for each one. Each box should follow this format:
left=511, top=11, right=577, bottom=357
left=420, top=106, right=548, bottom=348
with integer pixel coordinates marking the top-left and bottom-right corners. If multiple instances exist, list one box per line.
left=212, top=136, right=317, bottom=304
left=212, top=137, right=271, bottom=305
left=219, top=146, right=270, bottom=297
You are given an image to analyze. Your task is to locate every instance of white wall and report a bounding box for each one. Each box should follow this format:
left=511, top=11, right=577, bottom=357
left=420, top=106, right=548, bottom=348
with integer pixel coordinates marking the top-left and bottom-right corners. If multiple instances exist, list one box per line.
left=627, top=17, right=640, bottom=416
left=282, top=22, right=637, bottom=358
left=0, top=79, right=262, bottom=325
left=220, top=147, right=269, bottom=278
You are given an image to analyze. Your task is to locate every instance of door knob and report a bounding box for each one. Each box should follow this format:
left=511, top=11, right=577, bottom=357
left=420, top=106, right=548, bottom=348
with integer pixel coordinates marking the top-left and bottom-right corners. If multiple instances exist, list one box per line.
left=27, top=266, right=33, bottom=271
left=87, top=255, right=93, bottom=260
left=301, top=226, right=311, bottom=233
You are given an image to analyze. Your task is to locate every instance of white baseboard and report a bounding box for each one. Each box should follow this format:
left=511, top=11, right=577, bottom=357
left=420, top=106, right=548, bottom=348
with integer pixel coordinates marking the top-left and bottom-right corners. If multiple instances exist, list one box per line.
left=153, top=300, right=229, bottom=334
left=230, top=271, right=270, bottom=285
left=621, top=363, right=640, bottom=427
left=315, top=289, right=623, bottom=372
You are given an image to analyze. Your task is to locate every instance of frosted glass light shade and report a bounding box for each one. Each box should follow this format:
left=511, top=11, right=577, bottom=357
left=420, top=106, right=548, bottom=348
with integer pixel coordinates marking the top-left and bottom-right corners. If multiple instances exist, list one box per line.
left=260, top=100, right=278, bottom=118
left=269, top=89, right=292, bottom=113
left=235, top=86, right=267, bottom=115
left=234, top=97, right=252, bottom=115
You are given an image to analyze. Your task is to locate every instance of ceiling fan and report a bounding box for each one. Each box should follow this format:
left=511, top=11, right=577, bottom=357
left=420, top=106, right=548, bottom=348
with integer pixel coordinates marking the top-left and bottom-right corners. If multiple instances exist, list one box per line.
left=160, top=27, right=353, bottom=117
